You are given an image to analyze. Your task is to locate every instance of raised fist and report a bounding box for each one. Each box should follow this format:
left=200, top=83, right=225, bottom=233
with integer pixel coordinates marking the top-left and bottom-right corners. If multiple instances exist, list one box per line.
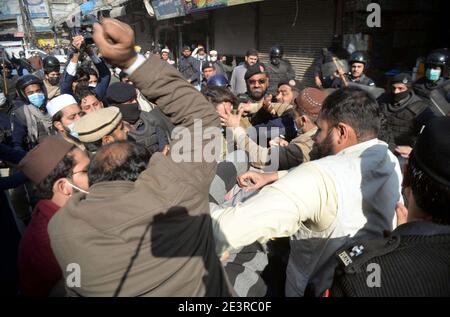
left=93, top=18, right=137, bottom=69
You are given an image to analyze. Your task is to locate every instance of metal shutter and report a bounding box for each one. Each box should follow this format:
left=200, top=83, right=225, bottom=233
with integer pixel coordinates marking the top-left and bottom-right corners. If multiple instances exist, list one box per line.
left=258, top=0, right=335, bottom=85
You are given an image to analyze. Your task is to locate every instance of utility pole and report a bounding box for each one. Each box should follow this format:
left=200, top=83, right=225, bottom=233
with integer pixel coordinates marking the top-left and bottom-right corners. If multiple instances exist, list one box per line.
left=18, top=0, right=35, bottom=48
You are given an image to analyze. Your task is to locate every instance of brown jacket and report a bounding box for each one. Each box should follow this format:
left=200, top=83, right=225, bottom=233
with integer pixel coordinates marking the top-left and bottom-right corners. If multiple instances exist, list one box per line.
left=48, top=55, right=233, bottom=297
left=44, top=79, right=61, bottom=100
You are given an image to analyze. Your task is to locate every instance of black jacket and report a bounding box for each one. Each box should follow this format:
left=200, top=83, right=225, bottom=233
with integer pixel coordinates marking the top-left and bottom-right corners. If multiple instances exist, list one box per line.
left=378, top=91, right=433, bottom=151
left=177, top=56, right=200, bottom=85
left=266, top=59, right=296, bottom=95
left=331, top=221, right=450, bottom=297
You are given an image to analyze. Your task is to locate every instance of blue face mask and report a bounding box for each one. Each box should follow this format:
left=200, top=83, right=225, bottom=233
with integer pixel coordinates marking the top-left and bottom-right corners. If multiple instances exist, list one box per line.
left=67, top=122, right=79, bottom=139
left=426, top=68, right=441, bottom=81
left=28, top=92, right=46, bottom=108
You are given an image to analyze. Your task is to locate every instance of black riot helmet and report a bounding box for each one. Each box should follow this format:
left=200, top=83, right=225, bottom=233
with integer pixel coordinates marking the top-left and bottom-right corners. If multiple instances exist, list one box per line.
left=43, top=55, right=60, bottom=74
left=425, top=49, right=449, bottom=77
left=16, top=74, right=47, bottom=105
left=349, top=51, right=369, bottom=67
left=270, top=46, right=283, bottom=59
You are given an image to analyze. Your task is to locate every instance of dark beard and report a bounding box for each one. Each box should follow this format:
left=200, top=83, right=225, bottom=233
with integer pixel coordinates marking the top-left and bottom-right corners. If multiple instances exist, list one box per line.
left=250, top=91, right=264, bottom=101
left=317, top=129, right=335, bottom=158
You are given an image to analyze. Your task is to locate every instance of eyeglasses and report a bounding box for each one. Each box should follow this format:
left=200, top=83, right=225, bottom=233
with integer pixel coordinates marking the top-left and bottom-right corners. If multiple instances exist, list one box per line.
left=248, top=79, right=267, bottom=85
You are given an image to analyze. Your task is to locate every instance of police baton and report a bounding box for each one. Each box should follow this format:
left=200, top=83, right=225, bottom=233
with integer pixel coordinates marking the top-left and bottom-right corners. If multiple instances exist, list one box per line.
left=332, top=56, right=348, bottom=88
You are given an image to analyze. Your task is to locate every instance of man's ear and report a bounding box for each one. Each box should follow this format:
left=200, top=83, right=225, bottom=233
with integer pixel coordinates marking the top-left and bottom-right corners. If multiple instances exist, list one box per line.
left=53, top=121, right=64, bottom=133
left=301, top=115, right=308, bottom=125
left=53, top=178, right=72, bottom=197
left=102, top=135, right=114, bottom=145
left=336, top=122, right=350, bottom=144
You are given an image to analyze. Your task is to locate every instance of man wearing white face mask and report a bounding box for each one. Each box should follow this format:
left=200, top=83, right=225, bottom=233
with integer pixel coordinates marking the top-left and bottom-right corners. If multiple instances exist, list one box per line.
left=11, top=74, right=55, bottom=151
left=209, top=50, right=233, bottom=80
left=17, top=136, right=90, bottom=297
left=46, top=94, right=85, bottom=150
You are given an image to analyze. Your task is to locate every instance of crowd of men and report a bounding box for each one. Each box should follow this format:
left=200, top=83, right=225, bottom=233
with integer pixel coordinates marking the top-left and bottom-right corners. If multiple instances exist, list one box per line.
left=0, top=17, right=449, bottom=297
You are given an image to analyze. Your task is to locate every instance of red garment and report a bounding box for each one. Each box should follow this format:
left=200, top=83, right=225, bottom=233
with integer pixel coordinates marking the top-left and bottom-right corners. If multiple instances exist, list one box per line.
left=18, top=200, right=62, bottom=297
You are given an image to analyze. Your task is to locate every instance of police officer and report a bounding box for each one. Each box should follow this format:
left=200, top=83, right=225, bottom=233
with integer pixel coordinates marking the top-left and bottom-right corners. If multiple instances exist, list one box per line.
left=413, top=50, right=450, bottom=116
left=42, top=56, right=61, bottom=100
left=265, top=46, right=296, bottom=96
left=200, top=61, right=216, bottom=91
left=332, top=51, right=375, bottom=88
left=378, top=73, right=434, bottom=156
left=414, top=50, right=448, bottom=99
left=331, top=117, right=450, bottom=297
left=11, top=74, right=54, bottom=150
left=106, top=82, right=174, bottom=153
left=313, top=36, right=349, bottom=89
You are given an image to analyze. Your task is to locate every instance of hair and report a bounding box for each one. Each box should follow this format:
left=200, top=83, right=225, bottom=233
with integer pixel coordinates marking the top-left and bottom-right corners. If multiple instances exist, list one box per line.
left=74, top=68, right=90, bottom=83
left=36, top=148, right=76, bottom=199
left=119, top=71, right=129, bottom=82
left=75, top=86, right=99, bottom=104
left=88, top=141, right=152, bottom=186
left=320, top=88, right=381, bottom=141
left=405, top=154, right=450, bottom=225
left=291, top=89, right=300, bottom=102
left=52, top=110, right=63, bottom=124
left=246, top=48, right=259, bottom=57
left=202, top=86, right=238, bottom=109
left=85, top=67, right=98, bottom=79
left=44, top=69, right=59, bottom=76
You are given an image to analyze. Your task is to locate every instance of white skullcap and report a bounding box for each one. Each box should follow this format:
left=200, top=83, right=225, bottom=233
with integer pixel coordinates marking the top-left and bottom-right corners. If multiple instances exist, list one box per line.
left=210, top=50, right=218, bottom=55
left=46, top=94, right=78, bottom=117
left=161, top=48, right=170, bottom=53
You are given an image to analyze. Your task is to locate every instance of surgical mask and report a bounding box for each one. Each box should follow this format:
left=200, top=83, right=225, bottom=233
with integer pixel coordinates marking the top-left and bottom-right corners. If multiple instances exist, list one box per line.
left=28, top=92, right=46, bottom=108
left=394, top=90, right=410, bottom=103
left=426, top=68, right=441, bottom=81
left=0, top=92, right=6, bottom=106
left=198, top=55, right=205, bottom=60
left=88, top=83, right=97, bottom=88
left=67, top=181, right=89, bottom=194
left=210, top=56, right=217, bottom=62
left=67, top=122, right=79, bottom=139
left=48, top=76, right=60, bottom=86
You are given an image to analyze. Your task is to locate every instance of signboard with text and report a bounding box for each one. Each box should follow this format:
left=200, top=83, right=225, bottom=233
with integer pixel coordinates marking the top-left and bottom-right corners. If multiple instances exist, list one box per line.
left=151, top=0, right=263, bottom=19
left=0, top=0, right=21, bottom=20
left=182, top=0, right=263, bottom=13
left=26, top=0, right=49, bottom=18
left=152, top=0, right=186, bottom=20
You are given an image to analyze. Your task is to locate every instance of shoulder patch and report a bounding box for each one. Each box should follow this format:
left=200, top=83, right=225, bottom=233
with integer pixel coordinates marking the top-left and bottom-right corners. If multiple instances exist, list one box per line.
left=337, top=244, right=365, bottom=267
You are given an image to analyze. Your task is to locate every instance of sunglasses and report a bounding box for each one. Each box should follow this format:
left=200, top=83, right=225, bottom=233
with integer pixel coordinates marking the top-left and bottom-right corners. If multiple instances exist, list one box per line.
left=248, top=79, right=267, bottom=85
